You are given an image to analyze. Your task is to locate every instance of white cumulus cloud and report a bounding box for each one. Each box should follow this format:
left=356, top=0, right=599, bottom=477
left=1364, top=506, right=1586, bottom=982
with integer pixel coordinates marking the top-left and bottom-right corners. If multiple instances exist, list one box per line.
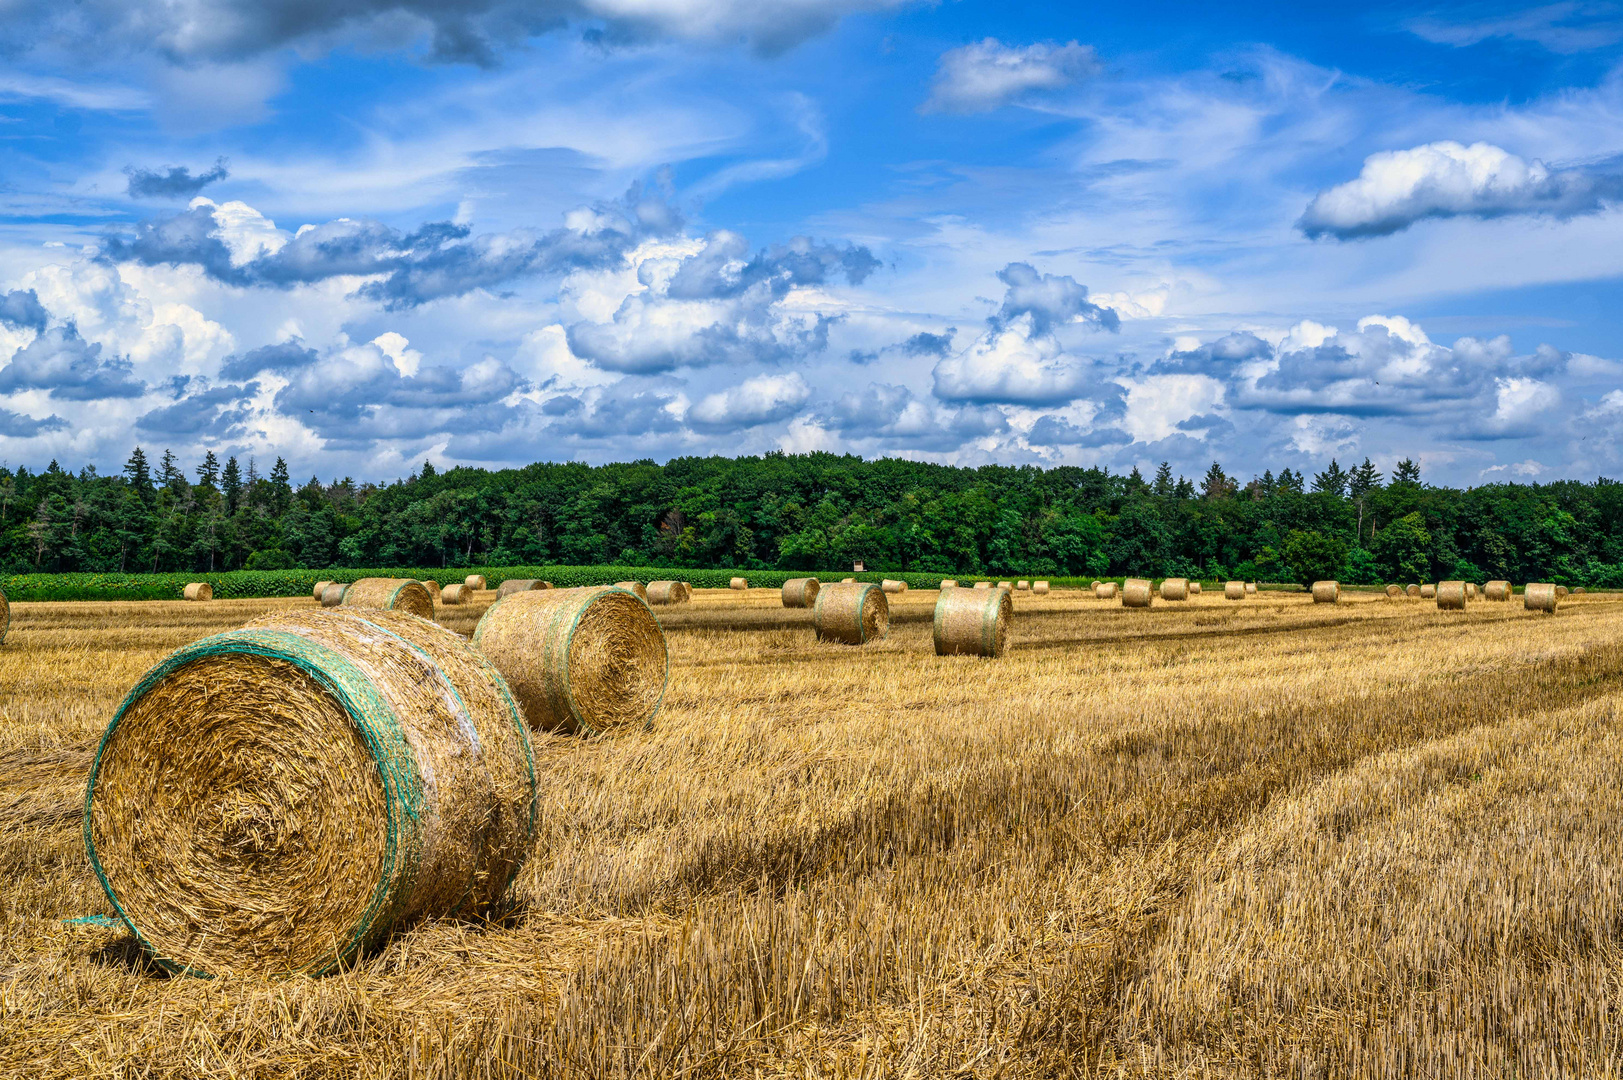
left=687, top=371, right=811, bottom=431
left=922, top=38, right=1100, bottom=114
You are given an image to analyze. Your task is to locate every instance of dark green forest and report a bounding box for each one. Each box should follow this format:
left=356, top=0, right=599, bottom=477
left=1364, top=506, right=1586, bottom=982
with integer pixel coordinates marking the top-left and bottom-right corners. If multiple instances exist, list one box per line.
left=1, top=449, right=1619, bottom=586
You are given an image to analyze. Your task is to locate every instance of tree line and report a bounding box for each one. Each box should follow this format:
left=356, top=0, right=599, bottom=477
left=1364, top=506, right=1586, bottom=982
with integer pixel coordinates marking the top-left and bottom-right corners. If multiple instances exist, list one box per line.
left=0, top=449, right=1619, bottom=587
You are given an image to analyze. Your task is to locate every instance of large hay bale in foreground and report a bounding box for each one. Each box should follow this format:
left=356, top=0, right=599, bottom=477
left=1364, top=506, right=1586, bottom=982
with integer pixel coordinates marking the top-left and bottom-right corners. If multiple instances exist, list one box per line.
left=614, top=581, right=648, bottom=602
left=1385, top=584, right=1402, bottom=598
left=934, top=585, right=1012, bottom=658
left=464, top=575, right=487, bottom=591
left=1095, top=581, right=1118, bottom=599
left=419, top=579, right=441, bottom=600
left=782, top=577, right=820, bottom=608
left=84, top=608, right=537, bottom=978
left=813, top=582, right=889, bottom=645
left=1160, top=578, right=1189, bottom=601
left=883, top=579, right=908, bottom=594
left=646, top=580, right=690, bottom=605
left=313, top=580, right=333, bottom=602
left=1420, top=584, right=1436, bottom=599
left=1227, top=581, right=1246, bottom=600
left=1122, top=578, right=1153, bottom=608
left=473, top=587, right=668, bottom=735
left=1311, top=581, right=1339, bottom=604
left=341, top=578, right=435, bottom=620
left=496, top=579, right=552, bottom=599
left=321, top=583, right=347, bottom=607
left=183, top=583, right=213, bottom=602
left=1033, top=581, right=1049, bottom=594
left=1524, top=582, right=1560, bottom=613
left=0, top=588, right=8, bottom=645
left=729, top=577, right=748, bottom=590
left=1484, top=580, right=1512, bottom=601
left=1436, top=580, right=1467, bottom=610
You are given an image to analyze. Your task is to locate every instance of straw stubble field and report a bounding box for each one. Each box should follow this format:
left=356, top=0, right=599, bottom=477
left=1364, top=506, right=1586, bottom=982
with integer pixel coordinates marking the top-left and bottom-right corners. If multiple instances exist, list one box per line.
left=3, top=586, right=1623, bottom=1077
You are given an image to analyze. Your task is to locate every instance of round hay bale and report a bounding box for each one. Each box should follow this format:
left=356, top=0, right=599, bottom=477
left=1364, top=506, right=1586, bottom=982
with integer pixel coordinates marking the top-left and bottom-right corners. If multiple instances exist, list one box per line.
left=1245, top=583, right=1257, bottom=594
left=321, top=583, right=347, bottom=607
left=1465, top=583, right=1478, bottom=600
left=1405, top=584, right=1421, bottom=598
left=1574, top=587, right=1587, bottom=595
left=1484, top=580, right=1512, bottom=601
left=1436, top=580, right=1468, bottom=610
left=496, top=579, right=552, bottom=599
left=1227, top=581, right=1246, bottom=600
left=440, top=584, right=469, bottom=605
left=341, top=578, right=435, bottom=621
left=1122, top=578, right=1154, bottom=608
left=934, top=585, right=1012, bottom=658
left=183, top=583, right=213, bottom=602
left=1160, top=578, right=1189, bottom=601
left=1015, top=580, right=1030, bottom=591
left=0, top=588, right=8, bottom=646
left=1524, top=583, right=1560, bottom=613
left=84, top=608, right=536, bottom=978
left=1385, top=584, right=1402, bottom=598
left=1420, top=584, right=1436, bottom=599
left=1033, top=580, right=1050, bottom=595
left=1311, top=581, right=1339, bottom=604
left=1189, top=582, right=1202, bottom=596
left=646, top=580, right=691, bottom=605
left=842, top=577, right=856, bottom=583
left=1555, top=585, right=1570, bottom=600
left=882, top=579, right=909, bottom=594
left=782, top=577, right=821, bottom=608
left=813, top=582, right=889, bottom=645
left=464, top=575, right=487, bottom=591
left=729, top=577, right=748, bottom=590
left=473, top=586, right=668, bottom=735
left=995, top=581, right=1013, bottom=591
left=1095, top=581, right=1118, bottom=599
left=614, top=581, right=648, bottom=603
left=940, top=579, right=958, bottom=589
left=313, top=580, right=333, bottom=602
left=974, top=581, right=992, bottom=590
left=1090, top=580, right=1101, bottom=589
left=419, top=579, right=441, bottom=600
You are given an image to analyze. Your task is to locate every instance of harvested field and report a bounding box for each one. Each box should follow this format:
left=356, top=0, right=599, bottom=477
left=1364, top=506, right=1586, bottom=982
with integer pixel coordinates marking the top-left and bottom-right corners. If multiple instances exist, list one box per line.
left=2, top=585, right=1623, bottom=1077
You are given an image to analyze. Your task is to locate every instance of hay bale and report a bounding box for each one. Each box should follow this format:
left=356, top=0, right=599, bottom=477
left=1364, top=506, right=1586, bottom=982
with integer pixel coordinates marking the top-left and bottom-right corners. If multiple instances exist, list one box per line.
left=1555, top=585, right=1570, bottom=600
left=996, top=581, right=1013, bottom=591
left=1095, top=581, right=1118, bottom=599
left=1245, top=583, right=1257, bottom=594
left=1122, top=578, right=1153, bottom=608
left=496, top=579, right=552, bottom=599
left=614, top=581, right=648, bottom=602
left=0, top=587, right=8, bottom=646
left=463, top=574, right=487, bottom=591
left=1015, top=580, right=1030, bottom=591
left=84, top=608, right=537, bottom=978
left=1465, top=583, right=1478, bottom=600
left=473, top=586, right=668, bottom=735
left=729, top=577, right=748, bottom=590
left=340, top=578, right=435, bottom=620
left=1227, top=580, right=1246, bottom=600
left=882, top=579, right=908, bottom=594
left=1405, top=584, right=1421, bottom=598
left=813, top=582, right=889, bottom=645
left=419, top=580, right=441, bottom=600
left=974, top=581, right=992, bottom=590
left=1385, top=584, right=1402, bottom=598
left=1574, top=587, right=1587, bottom=595
left=1484, top=580, right=1512, bottom=601
left=646, top=580, right=691, bottom=605
left=1033, top=580, right=1049, bottom=594
left=1524, top=582, right=1560, bottom=613
left=842, top=577, right=856, bottom=583
left=940, top=579, right=958, bottom=589
left=1311, top=580, right=1339, bottom=604
left=1090, top=580, right=1101, bottom=590
left=933, top=585, right=1012, bottom=658
left=1420, top=584, right=1436, bottom=599
left=1160, top=578, right=1189, bottom=601
left=1436, top=580, right=1468, bottom=610
left=320, top=583, right=347, bottom=607
left=183, top=583, right=213, bottom=602
left=313, top=580, right=333, bottom=602
left=1189, top=582, right=1202, bottom=596
left=782, top=577, right=821, bottom=608
left=440, top=584, right=469, bottom=605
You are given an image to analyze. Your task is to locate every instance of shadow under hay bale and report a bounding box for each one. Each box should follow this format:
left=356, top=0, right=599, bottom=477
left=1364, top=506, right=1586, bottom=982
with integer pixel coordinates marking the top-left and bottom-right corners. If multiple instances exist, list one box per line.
left=1123, top=578, right=1153, bottom=608
left=646, top=581, right=690, bottom=605
left=341, top=578, right=435, bottom=620
left=1311, top=581, right=1340, bottom=604
left=782, top=578, right=820, bottom=608
left=813, top=581, right=889, bottom=645
left=182, top=583, right=212, bottom=602
left=1524, top=582, right=1560, bottom=613
left=933, top=585, right=1012, bottom=658
left=473, top=587, right=668, bottom=735
left=84, top=608, right=537, bottom=978
left=496, top=579, right=552, bottom=599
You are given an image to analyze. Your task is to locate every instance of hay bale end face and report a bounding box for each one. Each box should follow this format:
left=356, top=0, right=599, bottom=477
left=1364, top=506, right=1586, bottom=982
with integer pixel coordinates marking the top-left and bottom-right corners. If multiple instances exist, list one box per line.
left=729, top=577, right=748, bottom=590
left=1436, top=580, right=1467, bottom=610
left=1095, top=581, right=1119, bottom=599
left=1122, top=578, right=1154, bottom=608
left=614, top=581, right=649, bottom=602
left=1405, top=584, right=1421, bottom=598
left=1524, top=582, right=1560, bottom=613
left=1484, top=580, right=1512, bottom=601
left=1159, top=577, right=1189, bottom=601
left=340, top=578, right=435, bottom=621
left=882, top=578, right=908, bottom=594
left=474, top=586, right=668, bottom=735
left=496, top=579, right=552, bottom=599
left=1574, top=587, right=1587, bottom=595
left=313, top=580, right=333, bottom=602
left=782, top=577, right=821, bottom=608
left=813, top=582, right=889, bottom=645
left=183, top=582, right=213, bottom=602
left=84, top=608, right=537, bottom=978
left=1556, top=585, right=1570, bottom=600
left=1033, top=580, right=1049, bottom=594
left=1311, top=581, right=1339, bottom=604
left=1226, top=580, right=1246, bottom=600
left=934, top=585, right=1013, bottom=658
left=1420, top=584, right=1436, bottom=599
left=646, top=580, right=691, bottom=605
left=1385, top=584, right=1402, bottom=598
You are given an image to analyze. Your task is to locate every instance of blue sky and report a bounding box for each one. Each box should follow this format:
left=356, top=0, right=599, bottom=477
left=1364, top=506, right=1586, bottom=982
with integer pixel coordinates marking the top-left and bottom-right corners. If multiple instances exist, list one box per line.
left=2, top=0, right=1623, bottom=486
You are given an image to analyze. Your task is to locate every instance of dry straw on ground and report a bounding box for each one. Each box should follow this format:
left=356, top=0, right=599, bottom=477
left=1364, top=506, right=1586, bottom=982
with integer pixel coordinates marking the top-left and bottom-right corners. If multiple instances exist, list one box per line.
left=932, top=585, right=1012, bottom=658
left=1033, top=580, right=1049, bottom=594
left=1096, top=581, right=1119, bottom=599
left=440, top=584, right=469, bottom=605
left=473, top=587, right=668, bottom=735
left=340, top=578, right=436, bottom=620
left=1311, top=580, right=1340, bottom=604
left=464, top=575, right=487, bottom=591
left=83, top=608, right=536, bottom=978
left=1436, top=580, right=1468, bottom=610
left=1421, top=584, right=1437, bottom=599
left=182, top=583, right=212, bottom=602
left=1228, top=581, right=1246, bottom=600
left=1123, top=578, right=1154, bottom=607
left=321, top=583, right=347, bottom=607
left=496, top=579, right=552, bottom=599
left=812, top=581, right=889, bottom=645
left=419, top=579, right=441, bottom=600
left=1485, top=579, right=1512, bottom=601
left=781, top=578, right=820, bottom=608
left=646, top=581, right=691, bottom=606
left=729, top=577, right=747, bottom=590
left=1525, top=582, right=1561, bottom=613
left=313, top=580, right=333, bottom=602
left=614, top=581, right=649, bottom=602
left=1160, top=578, right=1189, bottom=601
left=883, top=579, right=908, bottom=594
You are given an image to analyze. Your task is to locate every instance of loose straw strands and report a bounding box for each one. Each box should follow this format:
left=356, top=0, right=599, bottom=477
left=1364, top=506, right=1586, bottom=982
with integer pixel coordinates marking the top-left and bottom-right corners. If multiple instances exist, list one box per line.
left=1524, top=582, right=1560, bottom=613
left=646, top=581, right=691, bottom=605
left=340, top=578, right=435, bottom=620
left=933, top=585, right=1012, bottom=658
left=182, top=583, right=212, bottom=602
left=1311, top=581, right=1340, bottom=604
left=1436, top=581, right=1467, bottom=610
left=1122, top=578, right=1154, bottom=608
left=473, top=587, right=668, bottom=735
left=782, top=578, right=821, bottom=608
left=84, top=608, right=536, bottom=978
left=812, top=582, right=889, bottom=645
